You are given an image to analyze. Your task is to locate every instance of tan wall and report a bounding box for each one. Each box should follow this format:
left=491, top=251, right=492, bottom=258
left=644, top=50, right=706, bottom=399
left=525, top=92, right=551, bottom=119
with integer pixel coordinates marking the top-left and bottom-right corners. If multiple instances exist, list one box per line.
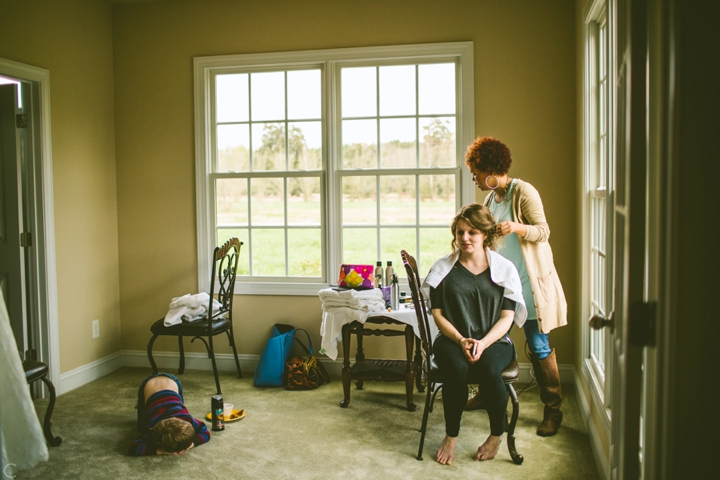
left=113, top=0, right=578, bottom=362
left=0, top=0, right=122, bottom=373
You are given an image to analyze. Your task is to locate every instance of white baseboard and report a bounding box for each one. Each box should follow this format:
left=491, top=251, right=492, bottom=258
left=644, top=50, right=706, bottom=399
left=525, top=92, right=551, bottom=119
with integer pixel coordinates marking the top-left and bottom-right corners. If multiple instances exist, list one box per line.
left=121, top=349, right=346, bottom=379
left=58, top=351, right=123, bottom=395
left=573, top=367, right=610, bottom=479
left=57, top=350, right=576, bottom=396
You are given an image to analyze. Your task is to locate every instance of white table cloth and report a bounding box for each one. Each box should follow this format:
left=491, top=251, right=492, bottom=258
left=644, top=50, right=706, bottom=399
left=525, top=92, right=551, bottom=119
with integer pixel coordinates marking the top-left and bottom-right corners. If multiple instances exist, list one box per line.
left=318, top=287, right=438, bottom=360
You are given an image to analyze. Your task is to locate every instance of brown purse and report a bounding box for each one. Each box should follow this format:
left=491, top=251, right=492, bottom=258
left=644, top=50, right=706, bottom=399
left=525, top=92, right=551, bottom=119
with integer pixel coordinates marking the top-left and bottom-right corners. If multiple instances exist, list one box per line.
left=284, top=329, right=330, bottom=390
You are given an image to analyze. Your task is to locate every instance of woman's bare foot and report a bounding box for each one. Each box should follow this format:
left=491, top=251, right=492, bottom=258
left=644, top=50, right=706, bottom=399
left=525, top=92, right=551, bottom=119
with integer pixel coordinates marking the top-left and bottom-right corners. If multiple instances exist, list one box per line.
left=474, top=434, right=502, bottom=461
left=436, top=435, right=458, bottom=465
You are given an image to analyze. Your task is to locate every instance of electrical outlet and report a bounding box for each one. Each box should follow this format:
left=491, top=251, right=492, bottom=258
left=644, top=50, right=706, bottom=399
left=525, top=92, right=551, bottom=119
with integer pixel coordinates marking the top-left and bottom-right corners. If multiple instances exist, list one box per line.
left=92, top=319, right=100, bottom=339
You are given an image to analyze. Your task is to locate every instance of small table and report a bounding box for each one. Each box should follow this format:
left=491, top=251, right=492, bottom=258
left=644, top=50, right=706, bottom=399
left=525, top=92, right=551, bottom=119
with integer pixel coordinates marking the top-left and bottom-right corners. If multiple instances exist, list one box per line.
left=339, top=312, right=421, bottom=412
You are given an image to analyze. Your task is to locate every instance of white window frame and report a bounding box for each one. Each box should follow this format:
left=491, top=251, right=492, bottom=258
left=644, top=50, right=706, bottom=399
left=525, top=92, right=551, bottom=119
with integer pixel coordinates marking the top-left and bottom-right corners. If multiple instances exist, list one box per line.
left=581, top=0, right=613, bottom=435
left=194, top=42, right=475, bottom=295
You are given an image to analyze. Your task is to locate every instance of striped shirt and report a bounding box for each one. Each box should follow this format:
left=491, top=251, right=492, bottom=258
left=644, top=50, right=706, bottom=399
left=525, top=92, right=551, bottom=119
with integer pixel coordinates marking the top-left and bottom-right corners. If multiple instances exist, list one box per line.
left=128, top=390, right=210, bottom=456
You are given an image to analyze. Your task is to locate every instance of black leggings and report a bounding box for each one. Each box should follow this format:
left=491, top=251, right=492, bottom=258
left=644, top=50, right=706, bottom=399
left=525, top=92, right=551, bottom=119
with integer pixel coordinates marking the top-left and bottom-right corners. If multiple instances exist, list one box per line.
left=433, top=335, right=512, bottom=437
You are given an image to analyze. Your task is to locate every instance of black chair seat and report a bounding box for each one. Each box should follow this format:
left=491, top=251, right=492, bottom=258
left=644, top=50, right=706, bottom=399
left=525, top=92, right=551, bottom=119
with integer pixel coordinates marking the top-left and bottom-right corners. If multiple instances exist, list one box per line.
left=502, top=358, right=520, bottom=382
left=24, top=359, right=49, bottom=382
left=150, top=316, right=231, bottom=336
left=427, top=356, right=519, bottom=384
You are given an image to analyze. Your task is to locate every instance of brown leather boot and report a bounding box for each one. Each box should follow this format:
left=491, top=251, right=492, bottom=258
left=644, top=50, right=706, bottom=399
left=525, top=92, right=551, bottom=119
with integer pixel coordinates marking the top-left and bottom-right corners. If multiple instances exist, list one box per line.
left=531, top=349, right=563, bottom=436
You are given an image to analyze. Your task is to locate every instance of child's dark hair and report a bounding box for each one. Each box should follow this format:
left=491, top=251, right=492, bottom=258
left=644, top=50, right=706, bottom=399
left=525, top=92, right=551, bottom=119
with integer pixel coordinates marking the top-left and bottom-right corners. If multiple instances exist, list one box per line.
left=150, top=418, right=195, bottom=453
left=450, top=203, right=501, bottom=251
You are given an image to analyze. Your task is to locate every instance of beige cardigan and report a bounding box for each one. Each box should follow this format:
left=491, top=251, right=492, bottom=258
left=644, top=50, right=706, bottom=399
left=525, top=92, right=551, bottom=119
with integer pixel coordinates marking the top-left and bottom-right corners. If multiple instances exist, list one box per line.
left=483, top=179, right=568, bottom=333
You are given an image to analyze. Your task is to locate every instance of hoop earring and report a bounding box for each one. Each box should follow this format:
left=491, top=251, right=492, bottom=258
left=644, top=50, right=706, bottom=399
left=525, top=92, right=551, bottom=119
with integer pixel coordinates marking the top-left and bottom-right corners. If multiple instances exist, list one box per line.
left=485, top=175, right=500, bottom=190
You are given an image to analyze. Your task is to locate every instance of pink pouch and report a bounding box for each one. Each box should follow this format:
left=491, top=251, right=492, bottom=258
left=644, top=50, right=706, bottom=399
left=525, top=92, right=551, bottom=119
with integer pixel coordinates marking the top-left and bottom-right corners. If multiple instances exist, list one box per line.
left=337, top=264, right=375, bottom=290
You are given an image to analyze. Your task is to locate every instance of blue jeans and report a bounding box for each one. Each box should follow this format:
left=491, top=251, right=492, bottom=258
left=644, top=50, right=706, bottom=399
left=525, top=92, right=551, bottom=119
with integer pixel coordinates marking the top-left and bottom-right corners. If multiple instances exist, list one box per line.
left=523, top=319, right=552, bottom=359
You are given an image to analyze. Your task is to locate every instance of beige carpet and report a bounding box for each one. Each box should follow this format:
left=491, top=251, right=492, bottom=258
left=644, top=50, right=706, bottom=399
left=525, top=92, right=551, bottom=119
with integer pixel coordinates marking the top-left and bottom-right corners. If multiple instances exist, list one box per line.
left=19, top=367, right=599, bottom=479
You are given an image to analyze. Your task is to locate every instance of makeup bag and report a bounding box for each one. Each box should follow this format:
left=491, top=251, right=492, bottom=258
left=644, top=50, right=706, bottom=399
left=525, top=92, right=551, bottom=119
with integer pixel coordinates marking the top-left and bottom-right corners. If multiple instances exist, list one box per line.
left=337, top=264, right=374, bottom=289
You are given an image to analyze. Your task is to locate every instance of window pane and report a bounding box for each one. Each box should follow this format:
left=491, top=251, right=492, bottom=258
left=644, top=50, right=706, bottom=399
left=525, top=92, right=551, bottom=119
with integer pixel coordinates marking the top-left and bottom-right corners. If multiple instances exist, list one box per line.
left=379, top=65, right=415, bottom=116
left=250, top=178, right=284, bottom=225
left=217, top=228, right=249, bottom=275
left=288, top=228, right=322, bottom=276
left=419, top=117, right=455, bottom=167
left=288, top=122, right=322, bottom=170
left=380, top=176, right=415, bottom=225
left=380, top=227, right=415, bottom=278
left=380, top=118, right=416, bottom=168
left=342, top=227, right=376, bottom=264
left=251, top=228, right=285, bottom=275
left=419, top=63, right=455, bottom=115
left=252, top=123, right=286, bottom=171
left=419, top=175, right=456, bottom=223
left=251, top=72, right=285, bottom=121
left=287, top=177, right=321, bottom=225
left=342, top=176, right=377, bottom=225
left=342, top=67, right=376, bottom=117
left=216, top=178, right=248, bottom=225
left=287, top=69, right=321, bottom=120
left=342, top=119, right=377, bottom=168
left=419, top=227, right=451, bottom=273
left=217, top=124, right=250, bottom=172
left=216, top=74, right=249, bottom=122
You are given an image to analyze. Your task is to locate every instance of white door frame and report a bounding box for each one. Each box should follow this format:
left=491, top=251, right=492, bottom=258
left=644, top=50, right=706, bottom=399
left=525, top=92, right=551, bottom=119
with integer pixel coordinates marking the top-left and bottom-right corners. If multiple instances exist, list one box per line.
left=0, top=57, right=60, bottom=387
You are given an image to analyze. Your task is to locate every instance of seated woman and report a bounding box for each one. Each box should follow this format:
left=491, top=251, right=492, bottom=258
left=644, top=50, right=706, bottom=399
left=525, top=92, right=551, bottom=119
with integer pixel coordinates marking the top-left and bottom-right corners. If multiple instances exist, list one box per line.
left=422, top=203, right=527, bottom=465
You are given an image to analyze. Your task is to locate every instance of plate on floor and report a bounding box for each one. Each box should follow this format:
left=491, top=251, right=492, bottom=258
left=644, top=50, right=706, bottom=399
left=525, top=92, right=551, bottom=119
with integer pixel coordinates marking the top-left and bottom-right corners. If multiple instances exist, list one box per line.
left=205, top=409, right=245, bottom=422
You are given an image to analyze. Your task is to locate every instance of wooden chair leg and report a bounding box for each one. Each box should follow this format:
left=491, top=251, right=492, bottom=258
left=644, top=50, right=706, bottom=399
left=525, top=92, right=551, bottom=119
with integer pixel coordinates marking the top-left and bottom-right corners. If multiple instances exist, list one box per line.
left=417, top=383, right=438, bottom=460
left=404, top=325, right=416, bottom=412
left=506, top=383, right=523, bottom=465
left=208, top=335, right=221, bottom=395
left=226, top=329, right=243, bottom=378
left=147, top=334, right=159, bottom=373
left=177, top=336, right=185, bottom=374
left=39, top=375, right=62, bottom=446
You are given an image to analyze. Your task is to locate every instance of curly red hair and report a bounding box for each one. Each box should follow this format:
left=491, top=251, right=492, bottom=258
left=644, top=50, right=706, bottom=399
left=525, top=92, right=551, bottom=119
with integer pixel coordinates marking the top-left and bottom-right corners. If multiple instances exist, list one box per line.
left=464, top=137, right=512, bottom=175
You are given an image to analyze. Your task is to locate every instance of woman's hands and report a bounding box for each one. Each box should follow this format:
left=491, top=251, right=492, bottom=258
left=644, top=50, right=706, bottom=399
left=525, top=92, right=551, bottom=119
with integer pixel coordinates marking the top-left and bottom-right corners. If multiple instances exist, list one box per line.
left=461, top=338, right=487, bottom=362
left=495, top=220, right=526, bottom=238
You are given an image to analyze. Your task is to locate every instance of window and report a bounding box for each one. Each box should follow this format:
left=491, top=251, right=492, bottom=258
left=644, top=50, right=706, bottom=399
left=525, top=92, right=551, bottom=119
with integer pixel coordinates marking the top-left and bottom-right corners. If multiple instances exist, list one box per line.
left=194, top=43, right=475, bottom=295
left=582, top=0, right=613, bottom=423
left=589, top=12, right=609, bottom=379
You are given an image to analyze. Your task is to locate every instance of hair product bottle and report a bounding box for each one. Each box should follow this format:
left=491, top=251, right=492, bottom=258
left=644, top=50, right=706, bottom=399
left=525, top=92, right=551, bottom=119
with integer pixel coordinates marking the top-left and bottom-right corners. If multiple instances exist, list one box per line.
left=390, top=273, right=400, bottom=310
left=375, top=261, right=383, bottom=288
left=385, top=261, right=395, bottom=284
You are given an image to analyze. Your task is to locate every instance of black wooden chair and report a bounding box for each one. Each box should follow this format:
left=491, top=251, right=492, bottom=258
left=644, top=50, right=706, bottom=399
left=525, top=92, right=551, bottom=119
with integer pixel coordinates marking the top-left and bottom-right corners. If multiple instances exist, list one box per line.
left=23, top=359, right=62, bottom=446
left=147, top=238, right=243, bottom=394
left=401, top=250, right=523, bottom=464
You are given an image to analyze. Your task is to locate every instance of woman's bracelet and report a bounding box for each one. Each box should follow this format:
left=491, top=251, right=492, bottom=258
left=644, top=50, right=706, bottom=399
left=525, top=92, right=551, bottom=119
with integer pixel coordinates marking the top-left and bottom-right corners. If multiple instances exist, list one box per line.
left=457, top=336, right=464, bottom=345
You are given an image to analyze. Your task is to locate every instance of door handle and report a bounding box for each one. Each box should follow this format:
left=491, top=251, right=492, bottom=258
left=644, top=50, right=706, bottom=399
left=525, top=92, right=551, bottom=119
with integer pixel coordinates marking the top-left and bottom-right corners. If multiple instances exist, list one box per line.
left=589, top=312, right=614, bottom=333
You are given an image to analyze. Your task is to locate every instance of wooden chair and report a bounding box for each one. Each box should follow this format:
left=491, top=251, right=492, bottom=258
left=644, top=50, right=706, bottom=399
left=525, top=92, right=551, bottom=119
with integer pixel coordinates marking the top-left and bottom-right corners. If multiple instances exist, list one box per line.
left=401, top=250, right=523, bottom=464
left=147, top=238, right=243, bottom=394
left=23, top=360, right=62, bottom=446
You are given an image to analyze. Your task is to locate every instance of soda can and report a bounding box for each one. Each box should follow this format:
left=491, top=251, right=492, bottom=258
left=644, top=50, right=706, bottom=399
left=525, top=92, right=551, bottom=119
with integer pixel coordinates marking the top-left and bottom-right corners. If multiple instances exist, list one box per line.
left=211, top=395, right=225, bottom=431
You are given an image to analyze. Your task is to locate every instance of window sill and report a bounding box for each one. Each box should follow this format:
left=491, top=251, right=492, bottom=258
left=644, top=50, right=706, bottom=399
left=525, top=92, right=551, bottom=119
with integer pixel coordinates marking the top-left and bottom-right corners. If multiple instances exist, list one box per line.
left=233, top=281, right=331, bottom=296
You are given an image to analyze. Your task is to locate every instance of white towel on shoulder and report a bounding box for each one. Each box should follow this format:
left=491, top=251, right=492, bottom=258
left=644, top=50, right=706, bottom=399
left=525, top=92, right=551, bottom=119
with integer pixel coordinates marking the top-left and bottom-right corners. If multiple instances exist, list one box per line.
left=163, top=292, right=223, bottom=327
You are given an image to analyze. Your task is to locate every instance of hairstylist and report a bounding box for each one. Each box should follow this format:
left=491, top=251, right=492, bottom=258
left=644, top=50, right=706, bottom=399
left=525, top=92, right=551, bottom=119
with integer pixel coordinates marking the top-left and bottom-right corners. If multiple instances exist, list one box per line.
left=464, top=136, right=568, bottom=436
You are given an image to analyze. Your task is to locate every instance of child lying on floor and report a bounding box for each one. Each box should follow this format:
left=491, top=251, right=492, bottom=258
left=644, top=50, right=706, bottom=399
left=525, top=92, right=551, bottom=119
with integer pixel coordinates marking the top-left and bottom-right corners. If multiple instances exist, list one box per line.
left=128, top=373, right=210, bottom=456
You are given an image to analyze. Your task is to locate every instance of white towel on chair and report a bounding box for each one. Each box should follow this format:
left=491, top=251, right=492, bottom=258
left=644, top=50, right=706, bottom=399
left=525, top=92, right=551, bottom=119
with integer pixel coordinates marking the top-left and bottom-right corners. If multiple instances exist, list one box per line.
left=163, top=293, right=223, bottom=327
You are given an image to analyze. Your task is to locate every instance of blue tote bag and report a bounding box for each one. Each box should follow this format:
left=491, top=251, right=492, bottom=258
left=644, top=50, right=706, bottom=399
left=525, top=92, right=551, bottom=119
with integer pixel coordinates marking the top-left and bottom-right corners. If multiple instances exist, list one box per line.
left=254, top=323, right=296, bottom=387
